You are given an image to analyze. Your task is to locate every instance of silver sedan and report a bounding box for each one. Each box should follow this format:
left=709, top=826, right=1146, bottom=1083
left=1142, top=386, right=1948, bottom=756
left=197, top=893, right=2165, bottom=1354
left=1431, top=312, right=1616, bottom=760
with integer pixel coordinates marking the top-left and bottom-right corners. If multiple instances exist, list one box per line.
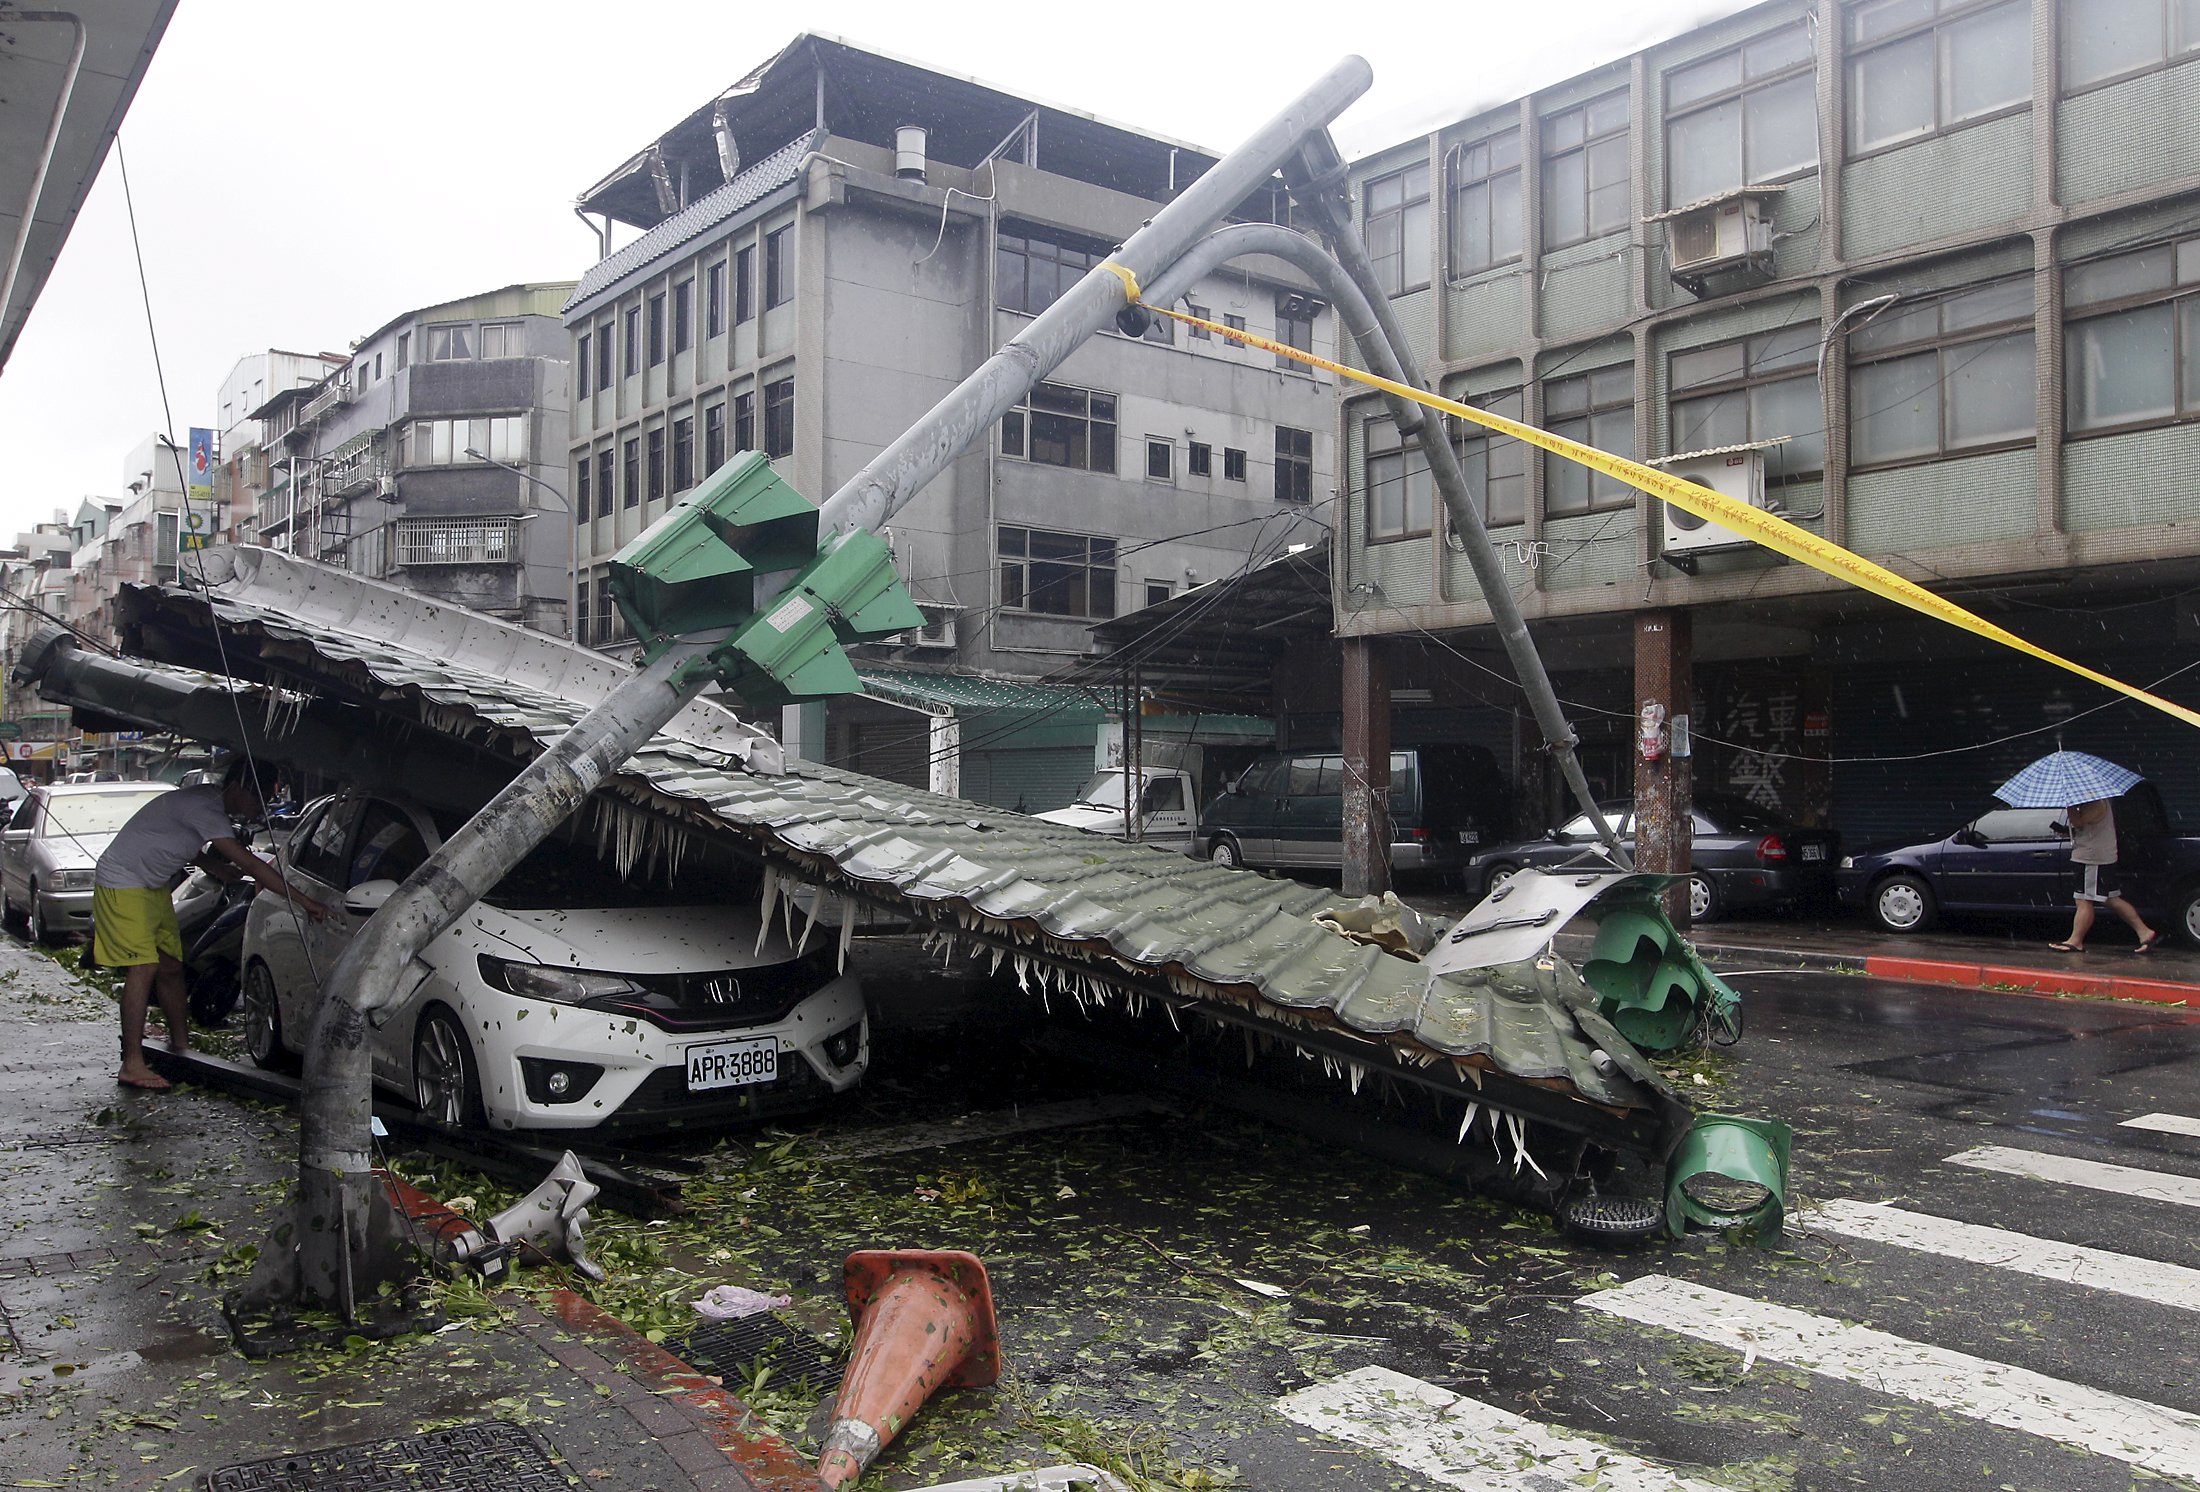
left=1, top=782, right=172, bottom=944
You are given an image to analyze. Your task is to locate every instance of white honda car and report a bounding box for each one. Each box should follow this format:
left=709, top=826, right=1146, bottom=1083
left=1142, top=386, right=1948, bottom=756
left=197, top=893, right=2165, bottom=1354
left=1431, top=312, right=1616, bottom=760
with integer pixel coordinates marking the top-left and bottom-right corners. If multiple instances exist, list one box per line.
left=239, top=792, right=868, bottom=1131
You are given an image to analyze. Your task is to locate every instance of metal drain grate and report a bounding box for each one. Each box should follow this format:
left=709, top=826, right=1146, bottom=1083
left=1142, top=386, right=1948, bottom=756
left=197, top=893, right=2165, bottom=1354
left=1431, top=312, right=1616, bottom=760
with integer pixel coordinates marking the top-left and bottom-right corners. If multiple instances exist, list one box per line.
left=202, top=1420, right=569, bottom=1491
left=675, top=1312, right=845, bottom=1394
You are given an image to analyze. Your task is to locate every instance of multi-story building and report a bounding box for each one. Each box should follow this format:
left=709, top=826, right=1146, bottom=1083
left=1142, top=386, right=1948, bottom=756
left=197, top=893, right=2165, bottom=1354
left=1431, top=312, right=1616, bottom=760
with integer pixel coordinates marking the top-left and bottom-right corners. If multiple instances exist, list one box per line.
left=1332, top=0, right=2200, bottom=842
left=213, top=350, right=347, bottom=543
left=564, top=34, right=1334, bottom=808
left=0, top=515, right=85, bottom=762
left=248, top=284, right=575, bottom=634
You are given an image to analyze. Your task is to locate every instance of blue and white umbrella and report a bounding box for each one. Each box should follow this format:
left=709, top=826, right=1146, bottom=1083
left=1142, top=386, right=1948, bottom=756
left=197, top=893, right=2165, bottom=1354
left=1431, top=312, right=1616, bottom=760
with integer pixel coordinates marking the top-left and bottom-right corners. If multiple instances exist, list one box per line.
left=1992, top=750, right=2142, bottom=809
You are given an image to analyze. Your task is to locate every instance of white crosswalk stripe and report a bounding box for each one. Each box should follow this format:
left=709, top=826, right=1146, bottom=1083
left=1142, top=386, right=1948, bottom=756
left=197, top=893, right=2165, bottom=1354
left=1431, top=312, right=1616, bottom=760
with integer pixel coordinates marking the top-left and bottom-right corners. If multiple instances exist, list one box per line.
left=1275, top=1365, right=1735, bottom=1492
left=1581, top=1275, right=2200, bottom=1481
left=1947, top=1142, right=2200, bottom=1207
left=1803, top=1198, right=2200, bottom=1314
left=2121, top=1111, right=2200, bottom=1139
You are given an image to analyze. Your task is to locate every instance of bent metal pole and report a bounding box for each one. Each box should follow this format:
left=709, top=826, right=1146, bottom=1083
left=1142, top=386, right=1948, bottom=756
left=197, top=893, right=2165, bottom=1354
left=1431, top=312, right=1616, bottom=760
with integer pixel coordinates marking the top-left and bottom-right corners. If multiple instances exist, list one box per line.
left=277, top=58, right=1376, bottom=1316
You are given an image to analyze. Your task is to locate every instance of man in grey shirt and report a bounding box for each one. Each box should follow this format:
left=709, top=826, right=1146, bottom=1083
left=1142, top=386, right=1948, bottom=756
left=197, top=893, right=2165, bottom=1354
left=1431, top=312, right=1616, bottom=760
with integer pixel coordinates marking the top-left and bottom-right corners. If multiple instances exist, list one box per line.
left=2053, top=798, right=2162, bottom=954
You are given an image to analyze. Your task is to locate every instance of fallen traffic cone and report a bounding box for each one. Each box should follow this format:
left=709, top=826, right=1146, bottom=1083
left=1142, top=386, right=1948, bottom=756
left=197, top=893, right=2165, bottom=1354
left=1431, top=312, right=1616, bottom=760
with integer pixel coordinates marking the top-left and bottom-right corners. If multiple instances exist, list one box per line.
left=817, top=1249, right=999, bottom=1488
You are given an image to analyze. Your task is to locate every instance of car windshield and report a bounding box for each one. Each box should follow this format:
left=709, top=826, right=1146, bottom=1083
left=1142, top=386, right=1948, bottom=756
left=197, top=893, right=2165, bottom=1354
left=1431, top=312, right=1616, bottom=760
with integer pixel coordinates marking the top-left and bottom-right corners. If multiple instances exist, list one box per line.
left=44, top=789, right=167, bottom=836
left=1071, top=770, right=1136, bottom=810
left=484, top=836, right=752, bottom=911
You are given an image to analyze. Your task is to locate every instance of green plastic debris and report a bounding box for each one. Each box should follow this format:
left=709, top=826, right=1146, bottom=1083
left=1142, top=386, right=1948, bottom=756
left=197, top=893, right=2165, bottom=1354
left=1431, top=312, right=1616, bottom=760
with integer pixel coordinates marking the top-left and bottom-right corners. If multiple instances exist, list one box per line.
left=1580, top=889, right=1741, bottom=1053
left=606, top=451, right=922, bottom=705
left=1665, top=1113, right=1792, bottom=1243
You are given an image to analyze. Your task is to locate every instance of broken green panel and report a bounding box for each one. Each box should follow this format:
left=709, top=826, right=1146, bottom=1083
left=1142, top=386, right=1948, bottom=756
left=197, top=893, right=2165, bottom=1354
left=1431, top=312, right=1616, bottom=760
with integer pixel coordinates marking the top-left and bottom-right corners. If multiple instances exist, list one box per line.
left=1579, top=890, right=1741, bottom=1053
left=1665, top=1113, right=1792, bottom=1244
left=799, top=529, right=927, bottom=644
left=695, top=527, right=924, bottom=706
left=608, top=452, right=821, bottom=655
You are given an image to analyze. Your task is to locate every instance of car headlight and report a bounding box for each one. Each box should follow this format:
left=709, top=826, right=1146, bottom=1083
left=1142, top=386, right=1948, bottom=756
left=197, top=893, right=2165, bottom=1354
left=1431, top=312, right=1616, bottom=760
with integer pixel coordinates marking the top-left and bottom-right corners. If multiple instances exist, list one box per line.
left=1838, top=856, right=1855, bottom=869
left=477, top=954, right=641, bottom=1005
left=51, top=869, right=94, bottom=891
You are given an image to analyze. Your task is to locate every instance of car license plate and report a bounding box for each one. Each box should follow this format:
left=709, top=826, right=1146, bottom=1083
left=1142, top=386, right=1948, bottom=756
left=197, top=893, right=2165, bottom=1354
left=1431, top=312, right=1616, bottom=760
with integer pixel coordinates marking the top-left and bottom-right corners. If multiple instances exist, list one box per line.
left=1800, top=844, right=1825, bottom=861
left=1458, top=830, right=1480, bottom=844
left=686, top=1036, right=779, bottom=1090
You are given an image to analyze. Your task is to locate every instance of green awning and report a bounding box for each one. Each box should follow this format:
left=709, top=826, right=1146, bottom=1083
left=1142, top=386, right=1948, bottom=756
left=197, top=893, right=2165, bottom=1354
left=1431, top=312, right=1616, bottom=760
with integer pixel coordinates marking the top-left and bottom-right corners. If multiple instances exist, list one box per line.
left=858, top=668, right=1108, bottom=723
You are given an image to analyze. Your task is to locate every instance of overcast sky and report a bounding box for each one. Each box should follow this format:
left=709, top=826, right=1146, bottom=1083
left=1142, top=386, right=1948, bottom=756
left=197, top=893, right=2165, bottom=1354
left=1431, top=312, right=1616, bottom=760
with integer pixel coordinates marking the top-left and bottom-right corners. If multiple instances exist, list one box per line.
left=0, top=0, right=1743, bottom=537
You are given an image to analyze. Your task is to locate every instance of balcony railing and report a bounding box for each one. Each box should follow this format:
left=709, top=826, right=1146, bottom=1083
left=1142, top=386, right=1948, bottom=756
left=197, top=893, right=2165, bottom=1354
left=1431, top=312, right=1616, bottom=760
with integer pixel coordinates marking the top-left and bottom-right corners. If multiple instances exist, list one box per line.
left=394, top=516, right=522, bottom=567
left=299, top=381, right=354, bottom=425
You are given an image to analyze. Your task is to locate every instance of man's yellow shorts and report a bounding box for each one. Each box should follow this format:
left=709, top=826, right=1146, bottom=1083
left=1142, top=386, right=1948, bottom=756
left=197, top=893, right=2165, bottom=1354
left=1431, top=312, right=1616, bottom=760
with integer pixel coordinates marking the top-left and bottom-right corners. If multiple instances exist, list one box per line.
left=91, top=886, right=182, bottom=969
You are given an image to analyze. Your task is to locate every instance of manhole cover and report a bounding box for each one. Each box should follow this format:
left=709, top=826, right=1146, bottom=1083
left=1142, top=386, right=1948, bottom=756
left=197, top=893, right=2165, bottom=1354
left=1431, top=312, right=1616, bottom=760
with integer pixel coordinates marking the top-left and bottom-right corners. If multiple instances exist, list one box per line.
left=202, top=1420, right=569, bottom=1491
left=675, top=1313, right=845, bottom=1394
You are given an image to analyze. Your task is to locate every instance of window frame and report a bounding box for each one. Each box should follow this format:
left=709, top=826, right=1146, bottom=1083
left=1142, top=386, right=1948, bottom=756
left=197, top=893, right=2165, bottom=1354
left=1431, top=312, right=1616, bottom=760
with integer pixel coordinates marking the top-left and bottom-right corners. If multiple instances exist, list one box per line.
left=763, top=226, right=792, bottom=309
left=1666, top=324, right=1828, bottom=484
left=621, top=435, right=640, bottom=509
left=595, top=320, right=614, bottom=389
left=1448, top=128, right=1525, bottom=278
left=2062, top=235, right=2200, bottom=439
left=623, top=307, right=640, bottom=377
left=574, top=450, right=592, bottom=523
left=1187, top=441, right=1213, bottom=478
left=1222, top=446, right=1248, bottom=482
left=1364, top=415, right=1434, bottom=543
left=1541, top=89, right=1632, bottom=250
left=576, top=332, right=592, bottom=399
left=2060, top=0, right=2200, bottom=95
left=762, top=377, right=795, bottom=459
left=1453, top=388, right=1530, bottom=527
left=673, top=277, right=694, bottom=355
left=996, top=223, right=1109, bottom=317
left=1365, top=160, right=1433, bottom=295
left=595, top=448, right=614, bottom=519
left=672, top=414, right=695, bottom=491
left=1846, top=0, right=2032, bottom=159
left=1662, top=22, right=1819, bottom=206
left=1144, top=437, right=1174, bottom=483
left=1848, top=276, right=2037, bottom=469
left=997, top=525, right=1118, bottom=621
left=734, top=390, right=756, bottom=454
left=1542, top=365, right=1638, bottom=516
left=998, top=381, right=1119, bottom=474
left=1275, top=294, right=1320, bottom=369
left=1274, top=426, right=1314, bottom=503
left=647, top=293, right=666, bottom=366
left=706, top=261, right=726, bottom=338
left=735, top=246, right=756, bottom=323
left=646, top=426, right=666, bottom=502
left=703, top=401, right=726, bottom=473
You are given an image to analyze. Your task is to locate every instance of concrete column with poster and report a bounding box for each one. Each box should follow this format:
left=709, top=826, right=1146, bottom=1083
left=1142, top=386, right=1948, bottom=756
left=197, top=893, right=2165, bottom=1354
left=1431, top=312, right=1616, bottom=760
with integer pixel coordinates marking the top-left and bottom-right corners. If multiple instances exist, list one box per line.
left=1340, top=634, right=1391, bottom=897
left=1632, top=609, right=1693, bottom=926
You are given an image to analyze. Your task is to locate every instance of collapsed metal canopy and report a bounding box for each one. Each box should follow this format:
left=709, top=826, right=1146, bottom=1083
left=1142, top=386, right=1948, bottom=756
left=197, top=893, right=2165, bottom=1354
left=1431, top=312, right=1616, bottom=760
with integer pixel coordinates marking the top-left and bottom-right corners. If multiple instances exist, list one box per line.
left=45, top=547, right=1688, bottom=1166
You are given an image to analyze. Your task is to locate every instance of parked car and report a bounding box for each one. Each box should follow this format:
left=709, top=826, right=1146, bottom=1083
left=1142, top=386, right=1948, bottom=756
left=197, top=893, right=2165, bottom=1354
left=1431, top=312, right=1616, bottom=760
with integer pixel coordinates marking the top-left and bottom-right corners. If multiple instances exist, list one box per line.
left=238, top=791, right=869, bottom=1131
left=0, top=782, right=173, bottom=943
left=0, top=766, right=27, bottom=809
left=1836, top=788, right=2200, bottom=942
left=1464, top=796, right=1839, bottom=922
left=1197, top=745, right=1510, bottom=878
left=1034, top=767, right=1198, bottom=852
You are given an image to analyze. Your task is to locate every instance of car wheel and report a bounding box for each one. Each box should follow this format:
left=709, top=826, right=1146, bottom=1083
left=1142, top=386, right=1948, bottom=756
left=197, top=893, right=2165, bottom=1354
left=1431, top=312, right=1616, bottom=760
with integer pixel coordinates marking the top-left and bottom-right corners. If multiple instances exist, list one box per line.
left=2177, top=885, right=2200, bottom=949
left=412, top=1007, right=484, bottom=1128
left=1482, top=862, right=1523, bottom=897
left=186, top=956, right=241, bottom=1028
left=241, top=960, right=298, bottom=1072
left=1872, top=873, right=1937, bottom=934
left=1688, top=873, right=1720, bottom=925
left=1209, top=835, right=1244, bottom=870
left=27, top=884, right=57, bottom=946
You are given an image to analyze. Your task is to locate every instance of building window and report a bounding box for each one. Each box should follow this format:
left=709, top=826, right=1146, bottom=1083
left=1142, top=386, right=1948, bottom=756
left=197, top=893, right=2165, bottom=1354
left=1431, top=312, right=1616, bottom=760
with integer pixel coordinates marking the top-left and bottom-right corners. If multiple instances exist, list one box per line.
left=763, top=378, right=795, bottom=458
left=1275, top=295, right=1319, bottom=369
left=1223, top=446, right=1248, bottom=481
left=1188, top=303, right=1212, bottom=340
left=1223, top=313, right=1247, bottom=341
left=647, top=294, right=666, bottom=366
left=1850, top=278, right=2034, bottom=465
left=2065, top=236, right=2200, bottom=435
left=646, top=427, right=666, bottom=500
left=706, top=261, right=725, bottom=337
left=575, top=452, right=592, bottom=523
left=479, top=322, right=519, bottom=358
left=577, top=333, right=591, bottom=398
left=595, top=449, right=614, bottom=517
left=1366, top=161, right=1432, bottom=294
left=595, top=321, right=613, bottom=389
left=674, top=278, right=694, bottom=354
left=622, top=436, right=640, bottom=508
left=426, top=324, right=474, bottom=361
left=999, top=382, right=1117, bottom=472
left=1543, top=90, right=1630, bottom=248
left=597, top=572, right=621, bottom=644
left=704, top=402, right=725, bottom=473
left=1365, top=416, right=1434, bottom=541
left=374, top=353, right=383, bottom=379
left=1664, top=24, right=1817, bottom=205
left=623, top=307, right=640, bottom=376
left=1145, top=581, right=1173, bottom=607
left=1188, top=441, right=1212, bottom=477
left=734, top=390, right=755, bottom=452
left=672, top=415, right=695, bottom=491
left=1544, top=365, right=1637, bottom=515
left=1449, top=128, right=1524, bottom=276
left=735, top=246, right=755, bottom=323
left=1850, top=0, right=2029, bottom=155
left=574, top=575, right=591, bottom=645
left=1457, top=389, right=1529, bottom=526
left=401, top=416, right=526, bottom=466
left=1668, top=324, right=1826, bottom=483
left=2064, top=0, right=2200, bottom=92
left=1274, top=427, right=1314, bottom=503
left=997, top=225, right=1107, bottom=315
left=1145, top=438, right=1173, bottom=482
left=396, top=333, right=409, bottom=370
left=998, top=527, right=1116, bottom=619
left=764, top=226, right=792, bottom=308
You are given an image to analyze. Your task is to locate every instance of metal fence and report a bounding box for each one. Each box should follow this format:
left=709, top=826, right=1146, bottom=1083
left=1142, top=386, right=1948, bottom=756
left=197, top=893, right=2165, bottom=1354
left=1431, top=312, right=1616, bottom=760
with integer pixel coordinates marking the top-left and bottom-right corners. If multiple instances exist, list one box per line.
left=395, top=517, right=521, bottom=567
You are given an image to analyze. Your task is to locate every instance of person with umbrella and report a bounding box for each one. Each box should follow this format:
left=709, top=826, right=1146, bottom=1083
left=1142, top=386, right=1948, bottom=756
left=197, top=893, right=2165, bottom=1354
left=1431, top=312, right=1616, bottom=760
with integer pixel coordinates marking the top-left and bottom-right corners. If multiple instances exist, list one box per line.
left=1997, top=750, right=2163, bottom=954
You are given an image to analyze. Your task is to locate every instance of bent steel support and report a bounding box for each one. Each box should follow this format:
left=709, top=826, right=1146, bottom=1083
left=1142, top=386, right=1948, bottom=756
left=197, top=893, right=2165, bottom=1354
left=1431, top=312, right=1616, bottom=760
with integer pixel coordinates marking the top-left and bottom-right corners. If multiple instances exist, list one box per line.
left=263, top=58, right=1376, bottom=1319
left=1129, top=221, right=1628, bottom=868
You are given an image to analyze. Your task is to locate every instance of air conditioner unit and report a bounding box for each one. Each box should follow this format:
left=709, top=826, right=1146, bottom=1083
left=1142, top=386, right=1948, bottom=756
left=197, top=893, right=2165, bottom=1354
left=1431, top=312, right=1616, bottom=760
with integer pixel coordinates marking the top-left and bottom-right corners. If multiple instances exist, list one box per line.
left=1657, top=446, right=1768, bottom=564
left=1653, top=188, right=1781, bottom=297
left=890, top=607, right=957, bottom=650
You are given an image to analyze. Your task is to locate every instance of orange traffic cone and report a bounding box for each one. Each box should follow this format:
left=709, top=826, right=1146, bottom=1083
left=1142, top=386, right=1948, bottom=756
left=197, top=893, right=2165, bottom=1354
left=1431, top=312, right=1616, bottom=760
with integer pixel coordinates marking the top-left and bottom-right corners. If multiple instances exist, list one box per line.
left=816, top=1249, right=1000, bottom=1488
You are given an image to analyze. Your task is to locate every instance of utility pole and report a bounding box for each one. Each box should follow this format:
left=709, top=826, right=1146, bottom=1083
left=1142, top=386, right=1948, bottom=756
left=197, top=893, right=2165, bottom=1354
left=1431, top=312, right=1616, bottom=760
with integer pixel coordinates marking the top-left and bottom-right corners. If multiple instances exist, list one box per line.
left=1632, top=609, right=1693, bottom=925
left=1340, top=636, right=1390, bottom=897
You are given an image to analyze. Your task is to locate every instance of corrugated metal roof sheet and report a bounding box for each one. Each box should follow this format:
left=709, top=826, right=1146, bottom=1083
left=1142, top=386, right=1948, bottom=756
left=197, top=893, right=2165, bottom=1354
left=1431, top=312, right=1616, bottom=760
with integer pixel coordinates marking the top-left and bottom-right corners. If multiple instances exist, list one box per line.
left=858, top=668, right=1109, bottom=721
left=98, top=551, right=1684, bottom=1152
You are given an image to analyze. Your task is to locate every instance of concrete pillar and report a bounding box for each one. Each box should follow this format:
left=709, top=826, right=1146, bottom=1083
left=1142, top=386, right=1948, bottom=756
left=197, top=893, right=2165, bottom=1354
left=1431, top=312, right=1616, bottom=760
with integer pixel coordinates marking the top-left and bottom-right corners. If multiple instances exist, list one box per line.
left=781, top=700, right=828, bottom=763
left=1632, top=609, right=1693, bottom=926
left=927, top=713, right=959, bottom=798
left=1341, top=635, right=1392, bottom=898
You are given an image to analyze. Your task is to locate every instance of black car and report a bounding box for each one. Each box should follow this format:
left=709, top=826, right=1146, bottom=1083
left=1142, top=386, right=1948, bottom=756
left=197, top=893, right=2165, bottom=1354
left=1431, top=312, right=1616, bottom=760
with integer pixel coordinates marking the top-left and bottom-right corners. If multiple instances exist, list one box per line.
left=1464, top=797, right=1839, bottom=922
left=1835, top=790, right=2200, bottom=942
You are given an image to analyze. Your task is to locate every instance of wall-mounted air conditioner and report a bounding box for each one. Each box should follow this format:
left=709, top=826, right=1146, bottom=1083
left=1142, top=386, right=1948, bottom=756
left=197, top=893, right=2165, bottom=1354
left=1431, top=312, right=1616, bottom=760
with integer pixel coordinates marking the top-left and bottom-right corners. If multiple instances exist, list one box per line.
left=898, top=606, right=958, bottom=650
left=1653, top=444, right=1772, bottom=570
left=1648, top=187, right=1783, bottom=298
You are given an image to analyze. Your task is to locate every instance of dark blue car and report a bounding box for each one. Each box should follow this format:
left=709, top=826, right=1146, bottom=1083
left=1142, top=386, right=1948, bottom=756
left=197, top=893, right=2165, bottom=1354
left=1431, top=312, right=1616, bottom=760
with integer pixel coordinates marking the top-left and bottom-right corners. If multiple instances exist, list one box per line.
left=1836, top=789, right=2200, bottom=944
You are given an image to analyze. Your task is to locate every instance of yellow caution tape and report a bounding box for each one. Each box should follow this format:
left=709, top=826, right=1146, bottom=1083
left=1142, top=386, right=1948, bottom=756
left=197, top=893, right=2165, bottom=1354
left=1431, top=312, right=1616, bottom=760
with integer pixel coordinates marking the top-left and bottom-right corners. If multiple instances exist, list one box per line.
left=1101, top=264, right=2200, bottom=733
